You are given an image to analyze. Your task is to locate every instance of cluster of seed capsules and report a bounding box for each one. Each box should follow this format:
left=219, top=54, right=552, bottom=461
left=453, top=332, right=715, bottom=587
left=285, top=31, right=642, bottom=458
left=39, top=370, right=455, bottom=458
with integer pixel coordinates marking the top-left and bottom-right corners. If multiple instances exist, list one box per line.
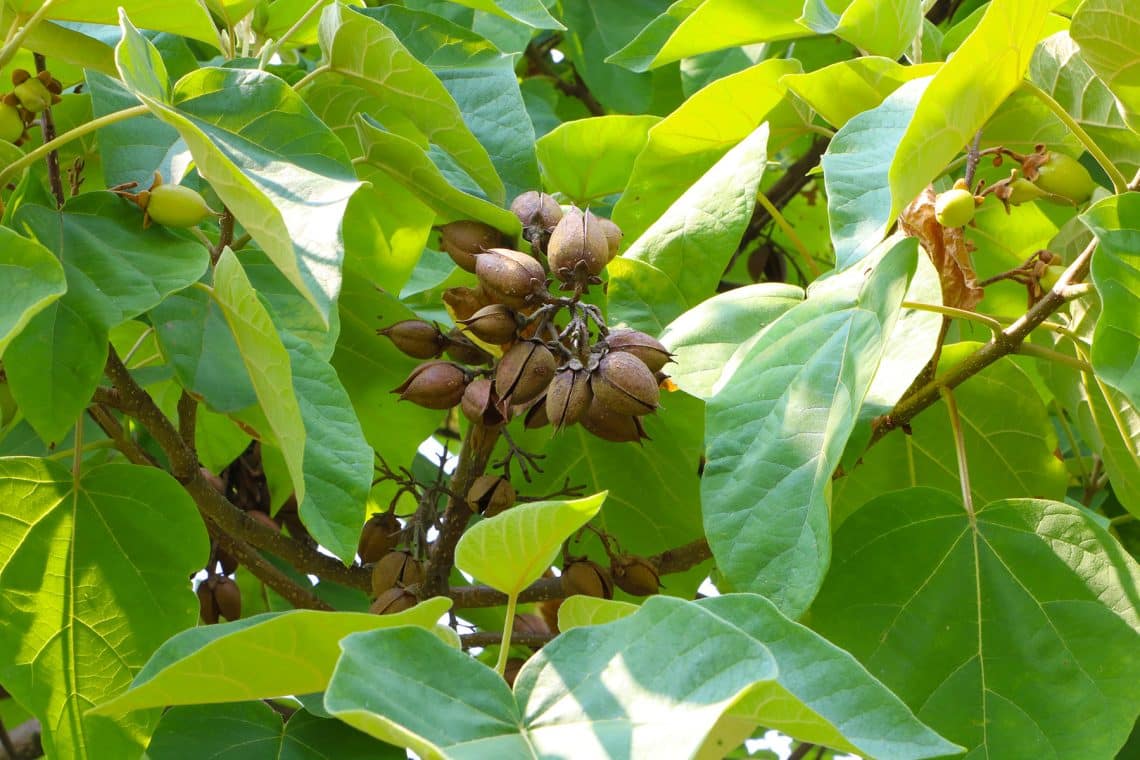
left=0, top=69, right=62, bottom=144
left=380, top=191, right=674, bottom=444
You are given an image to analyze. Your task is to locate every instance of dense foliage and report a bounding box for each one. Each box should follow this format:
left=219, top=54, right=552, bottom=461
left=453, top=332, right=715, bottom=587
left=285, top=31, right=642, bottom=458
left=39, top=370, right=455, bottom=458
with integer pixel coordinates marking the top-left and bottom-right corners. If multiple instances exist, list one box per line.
left=0, top=0, right=1138, bottom=758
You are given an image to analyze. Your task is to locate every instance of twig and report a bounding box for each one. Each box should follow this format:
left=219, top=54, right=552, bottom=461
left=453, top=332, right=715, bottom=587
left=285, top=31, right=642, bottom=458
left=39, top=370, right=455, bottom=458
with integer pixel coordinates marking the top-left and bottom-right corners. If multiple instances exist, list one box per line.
left=210, top=208, right=234, bottom=264
left=33, top=54, right=64, bottom=208
left=522, top=39, right=604, bottom=117
left=461, top=630, right=555, bottom=650
left=86, top=405, right=155, bottom=466
left=212, top=530, right=332, bottom=611
left=964, top=129, right=983, bottom=186
left=941, top=387, right=974, bottom=520
left=788, top=743, right=815, bottom=760
left=177, top=391, right=197, bottom=451
left=0, top=718, right=40, bottom=760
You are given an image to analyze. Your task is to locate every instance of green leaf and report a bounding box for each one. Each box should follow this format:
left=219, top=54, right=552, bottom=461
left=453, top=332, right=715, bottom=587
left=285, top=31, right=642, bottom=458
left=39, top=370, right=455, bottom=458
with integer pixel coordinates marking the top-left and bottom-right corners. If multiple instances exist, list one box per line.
left=811, top=489, right=1140, bottom=758
left=0, top=458, right=208, bottom=759
left=702, top=241, right=916, bottom=616
left=609, top=123, right=767, bottom=329
left=340, top=180, right=434, bottom=295
left=86, top=71, right=182, bottom=189
left=212, top=249, right=306, bottom=503
left=659, top=283, right=804, bottom=400
left=313, top=4, right=503, bottom=204
left=7, top=0, right=219, bottom=44
left=116, top=15, right=362, bottom=323
left=326, top=596, right=960, bottom=759
left=834, top=347, right=1069, bottom=527
left=602, top=257, right=690, bottom=336
left=1085, top=372, right=1140, bottom=518
left=0, top=227, right=66, bottom=359
left=613, top=58, right=798, bottom=245
left=284, top=333, right=372, bottom=564
left=556, top=596, right=638, bottom=630
left=354, top=115, right=520, bottom=233
left=535, top=115, right=660, bottom=206
left=888, top=0, right=1052, bottom=221
left=243, top=250, right=341, bottom=361
left=147, top=702, right=406, bottom=760
left=782, top=57, right=939, bottom=129
left=1070, top=0, right=1140, bottom=131
left=822, top=76, right=929, bottom=270
left=92, top=600, right=450, bottom=717
left=441, top=0, right=563, bottom=29
left=1082, top=192, right=1140, bottom=408
left=5, top=193, right=207, bottom=442
left=608, top=0, right=809, bottom=72
left=800, top=0, right=922, bottom=59
left=113, top=10, right=169, bottom=102
left=456, top=492, right=606, bottom=594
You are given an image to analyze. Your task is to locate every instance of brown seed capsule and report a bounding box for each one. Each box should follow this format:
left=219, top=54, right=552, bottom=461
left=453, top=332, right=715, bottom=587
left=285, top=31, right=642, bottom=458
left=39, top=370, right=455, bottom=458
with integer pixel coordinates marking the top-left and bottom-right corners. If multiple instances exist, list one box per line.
left=522, top=396, right=551, bottom=429
left=461, top=378, right=506, bottom=426
left=475, top=248, right=547, bottom=307
left=604, top=329, right=673, bottom=373
left=197, top=581, right=219, bottom=624
left=513, top=613, right=550, bottom=636
left=503, top=657, right=527, bottom=687
left=495, top=340, right=556, bottom=408
left=213, top=576, right=243, bottom=620
left=358, top=512, right=402, bottom=564
left=511, top=191, right=563, bottom=233
left=371, top=551, right=425, bottom=596
left=392, top=361, right=468, bottom=409
left=611, top=556, right=660, bottom=596
left=444, top=330, right=492, bottom=366
left=460, top=304, right=519, bottom=344
left=580, top=396, right=649, bottom=444
left=440, top=220, right=504, bottom=273
left=378, top=320, right=445, bottom=360
left=594, top=216, right=623, bottom=261
left=561, top=559, right=614, bottom=599
left=443, top=286, right=491, bottom=322
left=547, top=207, right=609, bottom=282
left=592, top=352, right=659, bottom=416
left=369, top=587, right=418, bottom=615
left=545, top=368, right=592, bottom=431
left=467, top=475, right=517, bottom=517
left=217, top=548, right=238, bottom=576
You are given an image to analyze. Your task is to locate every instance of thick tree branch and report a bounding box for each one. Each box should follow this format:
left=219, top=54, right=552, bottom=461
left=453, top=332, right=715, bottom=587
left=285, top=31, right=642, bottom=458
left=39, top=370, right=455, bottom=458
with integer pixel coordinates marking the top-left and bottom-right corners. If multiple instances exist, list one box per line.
left=33, top=54, right=64, bottom=209
left=461, top=631, right=554, bottom=650
left=0, top=718, right=40, bottom=760
left=523, top=37, right=605, bottom=117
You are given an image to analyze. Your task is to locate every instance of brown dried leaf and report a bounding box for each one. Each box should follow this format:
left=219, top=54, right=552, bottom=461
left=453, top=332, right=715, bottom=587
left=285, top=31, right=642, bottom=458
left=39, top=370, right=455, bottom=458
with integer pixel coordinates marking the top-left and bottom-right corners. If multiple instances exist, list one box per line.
left=899, top=187, right=984, bottom=311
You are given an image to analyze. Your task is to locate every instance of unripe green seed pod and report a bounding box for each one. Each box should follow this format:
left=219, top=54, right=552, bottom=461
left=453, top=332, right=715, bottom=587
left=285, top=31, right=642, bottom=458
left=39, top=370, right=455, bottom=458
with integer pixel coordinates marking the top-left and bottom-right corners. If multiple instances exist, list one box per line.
left=1032, top=151, right=1095, bottom=205
left=145, top=183, right=217, bottom=228
left=0, top=102, right=23, bottom=143
left=934, top=187, right=976, bottom=228
left=13, top=77, right=53, bottom=113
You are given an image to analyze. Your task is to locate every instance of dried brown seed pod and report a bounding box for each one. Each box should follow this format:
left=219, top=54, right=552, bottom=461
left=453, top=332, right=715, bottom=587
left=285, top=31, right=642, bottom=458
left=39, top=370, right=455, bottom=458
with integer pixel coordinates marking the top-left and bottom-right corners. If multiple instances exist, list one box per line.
left=213, top=576, right=243, bottom=620
left=611, top=556, right=660, bottom=596
left=522, top=395, right=551, bottom=429
left=369, top=587, right=418, bottom=615
left=545, top=368, right=592, bottom=431
left=594, top=216, right=623, bottom=261
left=561, top=559, right=614, bottom=599
left=511, top=191, right=563, bottom=233
left=461, top=378, right=506, bottom=426
left=604, top=329, right=673, bottom=373
left=443, top=286, right=491, bottom=322
left=547, top=207, right=609, bottom=282
left=391, top=361, right=468, bottom=409
left=371, top=551, right=425, bottom=596
left=467, top=475, right=517, bottom=517
left=495, top=340, right=556, bottom=408
left=444, top=330, right=493, bottom=366
left=378, top=320, right=445, bottom=360
left=460, top=304, right=519, bottom=344
left=580, top=396, right=649, bottom=444
left=513, top=613, right=550, bottom=636
left=503, top=657, right=527, bottom=687
left=440, top=220, right=504, bottom=273
left=358, top=512, right=402, bottom=564
left=592, top=352, right=659, bottom=416
left=217, top=548, right=238, bottom=576
left=197, top=580, right=219, bottom=624
left=475, top=248, right=546, bottom=307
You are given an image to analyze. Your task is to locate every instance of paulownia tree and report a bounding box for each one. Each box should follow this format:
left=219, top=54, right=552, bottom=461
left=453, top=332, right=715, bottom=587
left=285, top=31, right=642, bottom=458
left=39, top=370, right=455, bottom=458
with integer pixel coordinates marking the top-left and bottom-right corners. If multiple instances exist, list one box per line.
left=0, top=0, right=1137, bottom=758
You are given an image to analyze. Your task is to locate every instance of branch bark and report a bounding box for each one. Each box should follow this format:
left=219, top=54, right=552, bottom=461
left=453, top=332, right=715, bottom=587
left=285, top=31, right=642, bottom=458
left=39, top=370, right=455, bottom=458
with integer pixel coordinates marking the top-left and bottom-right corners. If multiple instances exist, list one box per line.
left=0, top=719, right=40, bottom=760
left=460, top=631, right=555, bottom=650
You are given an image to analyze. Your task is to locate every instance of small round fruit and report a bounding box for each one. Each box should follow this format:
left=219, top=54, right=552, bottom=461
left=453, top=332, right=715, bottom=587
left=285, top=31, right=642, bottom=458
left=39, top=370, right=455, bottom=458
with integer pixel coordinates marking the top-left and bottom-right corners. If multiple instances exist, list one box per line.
left=440, top=221, right=504, bottom=273
left=358, top=512, right=402, bottom=564
left=934, top=187, right=976, bottom=228
left=378, top=320, right=445, bottom=359
left=145, top=183, right=216, bottom=228
left=1032, top=152, right=1095, bottom=205
left=1039, top=265, right=1066, bottom=291
left=13, top=78, right=52, bottom=113
left=561, top=559, right=613, bottom=599
left=0, top=103, right=23, bottom=143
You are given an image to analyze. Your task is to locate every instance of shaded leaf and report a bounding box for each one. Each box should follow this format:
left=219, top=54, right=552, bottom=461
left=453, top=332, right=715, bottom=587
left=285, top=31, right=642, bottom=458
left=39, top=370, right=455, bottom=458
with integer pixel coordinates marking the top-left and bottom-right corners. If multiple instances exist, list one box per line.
left=535, top=115, right=660, bottom=206
left=782, top=57, right=939, bottom=129
left=800, top=0, right=922, bottom=59
left=1070, top=0, right=1140, bottom=131
left=556, top=596, right=638, bottom=630
left=0, top=227, right=66, bottom=359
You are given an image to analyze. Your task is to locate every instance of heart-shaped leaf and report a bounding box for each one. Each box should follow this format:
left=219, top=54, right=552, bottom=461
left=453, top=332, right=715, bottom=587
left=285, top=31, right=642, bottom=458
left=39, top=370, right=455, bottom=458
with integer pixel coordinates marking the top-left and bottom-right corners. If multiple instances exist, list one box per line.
left=0, top=227, right=66, bottom=359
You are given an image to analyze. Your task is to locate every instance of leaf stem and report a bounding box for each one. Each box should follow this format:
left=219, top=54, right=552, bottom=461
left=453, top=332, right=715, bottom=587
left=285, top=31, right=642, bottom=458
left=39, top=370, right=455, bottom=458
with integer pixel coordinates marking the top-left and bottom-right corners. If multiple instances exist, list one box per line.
left=291, top=63, right=328, bottom=92
left=1020, top=79, right=1129, bottom=194
left=0, top=0, right=57, bottom=71
left=495, top=593, right=518, bottom=676
left=940, top=386, right=974, bottom=521
left=0, top=104, right=150, bottom=189
left=901, top=300, right=1002, bottom=336
left=259, top=0, right=327, bottom=67
left=1109, top=513, right=1135, bottom=526
left=755, top=190, right=820, bottom=279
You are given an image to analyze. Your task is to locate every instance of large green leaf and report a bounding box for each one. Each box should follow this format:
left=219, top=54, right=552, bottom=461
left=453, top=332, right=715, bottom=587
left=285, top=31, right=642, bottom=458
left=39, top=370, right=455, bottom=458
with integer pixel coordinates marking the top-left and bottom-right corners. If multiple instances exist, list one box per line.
left=211, top=249, right=305, bottom=503
left=822, top=76, right=929, bottom=270
left=284, top=333, right=373, bottom=564
left=5, top=193, right=207, bottom=442
left=535, top=115, right=660, bottom=206
left=442, top=0, right=563, bottom=29
left=888, top=0, right=1052, bottom=221
left=0, top=227, right=66, bottom=359
left=556, top=596, right=639, bottom=630
left=1082, top=192, right=1140, bottom=408
left=1070, top=0, right=1140, bottom=131
left=800, top=0, right=922, bottom=59
left=1084, top=371, right=1140, bottom=518
left=313, top=4, right=503, bottom=203
left=147, top=702, right=404, bottom=759
left=115, top=15, right=361, bottom=323
left=8, top=0, right=219, bottom=43
left=782, top=57, right=939, bottom=129
left=812, top=488, right=1140, bottom=758
left=0, top=458, right=208, bottom=759
left=702, top=241, right=916, bottom=617
left=608, top=0, right=809, bottom=72
left=608, top=124, right=768, bottom=331
left=834, top=348, right=1068, bottom=526
left=659, top=283, right=804, bottom=400
left=92, top=600, right=450, bottom=716
left=86, top=71, right=183, bottom=189
left=325, top=596, right=960, bottom=759
left=612, top=58, right=799, bottom=244
left=456, top=493, right=606, bottom=594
